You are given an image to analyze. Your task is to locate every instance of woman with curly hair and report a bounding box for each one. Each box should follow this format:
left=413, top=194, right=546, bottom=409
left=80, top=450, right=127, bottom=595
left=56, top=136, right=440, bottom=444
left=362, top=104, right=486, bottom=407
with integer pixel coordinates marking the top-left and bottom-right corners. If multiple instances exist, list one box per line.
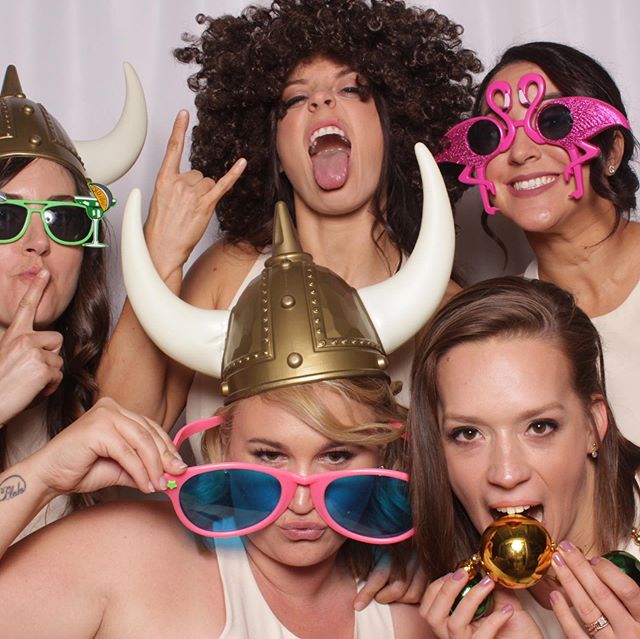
left=98, top=0, right=480, bottom=445
left=0, top=63, right=146, bottom=541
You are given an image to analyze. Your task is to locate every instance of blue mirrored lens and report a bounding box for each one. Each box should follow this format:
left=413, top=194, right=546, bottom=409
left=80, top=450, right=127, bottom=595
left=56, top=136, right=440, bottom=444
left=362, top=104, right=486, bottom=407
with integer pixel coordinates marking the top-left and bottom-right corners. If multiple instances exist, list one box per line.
left=180, top=469, right=281, bottom=534
left=325, top=475, right=412, bottom=539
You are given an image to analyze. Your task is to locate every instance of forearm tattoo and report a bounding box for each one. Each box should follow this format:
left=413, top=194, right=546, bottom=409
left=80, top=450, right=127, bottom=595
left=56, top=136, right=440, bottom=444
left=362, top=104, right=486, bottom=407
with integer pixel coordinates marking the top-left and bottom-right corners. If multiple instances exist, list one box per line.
left=0, top=475, right=26, bottom=502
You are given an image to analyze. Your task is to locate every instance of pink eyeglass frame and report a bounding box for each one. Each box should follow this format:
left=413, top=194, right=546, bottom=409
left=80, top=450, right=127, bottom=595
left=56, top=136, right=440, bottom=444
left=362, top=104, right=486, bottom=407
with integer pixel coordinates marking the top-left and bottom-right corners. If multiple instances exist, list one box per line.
left=163, top=416, right=414, bottom=545
left=437, top=72, right=630, bottom=214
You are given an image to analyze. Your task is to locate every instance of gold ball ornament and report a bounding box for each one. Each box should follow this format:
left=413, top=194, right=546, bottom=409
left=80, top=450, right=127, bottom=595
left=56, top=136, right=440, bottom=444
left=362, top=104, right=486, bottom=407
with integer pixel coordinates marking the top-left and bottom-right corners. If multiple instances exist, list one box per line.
left=479, top=514, right=554, bottom=588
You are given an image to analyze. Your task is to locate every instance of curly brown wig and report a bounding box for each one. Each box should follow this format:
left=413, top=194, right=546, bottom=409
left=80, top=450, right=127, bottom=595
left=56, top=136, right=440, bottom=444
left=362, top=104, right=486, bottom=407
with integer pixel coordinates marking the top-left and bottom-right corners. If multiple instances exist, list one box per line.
left=175, top=0, right=481, bottom=254
left=0, top=157, right=111, bottom=510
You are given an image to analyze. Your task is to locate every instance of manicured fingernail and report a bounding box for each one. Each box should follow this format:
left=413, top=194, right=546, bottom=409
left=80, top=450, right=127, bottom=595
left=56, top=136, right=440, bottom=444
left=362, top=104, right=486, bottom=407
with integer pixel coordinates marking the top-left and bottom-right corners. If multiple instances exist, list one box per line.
left=157, top=477, right=167, bottom=490
left=549, top=590, right=561, bottom=604
left=38, top=269, right=49, bottom=279
left=353, top=601, right=366, bottom=611
left=452, top=568, right=467, bottom=581
left=559, top=540, right=574, bottom=552
left=480, top=575, right=493, bottom=587
left=171, top=455, right=187, bottom=469
left=553, top=552, right=564, bottom=567
left=147, top=481, right=156, bottom=493
left=590, top=556, right=601, bottom=565
left=501, top=603, right=513, bottom=614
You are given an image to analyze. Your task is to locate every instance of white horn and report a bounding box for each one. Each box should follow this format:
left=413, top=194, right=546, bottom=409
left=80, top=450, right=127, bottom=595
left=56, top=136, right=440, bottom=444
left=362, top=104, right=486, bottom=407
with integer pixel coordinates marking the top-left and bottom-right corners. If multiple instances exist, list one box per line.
left=121, top=189, right=229, bottom=377
left=358, top=142, right=455, bottom=353
left=75, top=63, right=147, bottom=185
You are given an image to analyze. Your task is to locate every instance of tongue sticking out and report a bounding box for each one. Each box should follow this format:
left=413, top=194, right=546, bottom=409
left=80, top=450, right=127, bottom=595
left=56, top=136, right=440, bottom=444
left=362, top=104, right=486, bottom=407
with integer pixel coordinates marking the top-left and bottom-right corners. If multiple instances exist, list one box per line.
left=309, top=134, right=351, bottom=190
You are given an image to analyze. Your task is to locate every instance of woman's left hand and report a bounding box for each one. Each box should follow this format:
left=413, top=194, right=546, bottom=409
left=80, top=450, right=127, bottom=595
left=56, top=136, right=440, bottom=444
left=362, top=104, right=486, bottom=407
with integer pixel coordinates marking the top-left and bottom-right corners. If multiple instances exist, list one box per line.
left=549, top=540, right=640, bottom=637
left=353, top=553, right=427, bottom=610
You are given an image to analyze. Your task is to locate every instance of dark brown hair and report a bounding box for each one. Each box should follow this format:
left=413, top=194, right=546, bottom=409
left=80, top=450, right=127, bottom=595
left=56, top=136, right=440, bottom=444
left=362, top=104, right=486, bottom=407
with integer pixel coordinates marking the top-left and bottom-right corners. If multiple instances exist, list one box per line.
left=408, top=276, right=640, bottom=579
left=0, top=157, right=111, bottom=510
left=175, top=0, right=481, bottom=254
left=473, top=42, right=639, bottom=252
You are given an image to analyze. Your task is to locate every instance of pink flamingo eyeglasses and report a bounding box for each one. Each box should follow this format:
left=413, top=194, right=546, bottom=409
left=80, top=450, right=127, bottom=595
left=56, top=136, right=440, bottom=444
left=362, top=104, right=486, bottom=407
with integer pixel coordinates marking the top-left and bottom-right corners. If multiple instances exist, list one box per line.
left=436, top=72, right=630, bottom=214
left=163, top=417, right=414, bottom=545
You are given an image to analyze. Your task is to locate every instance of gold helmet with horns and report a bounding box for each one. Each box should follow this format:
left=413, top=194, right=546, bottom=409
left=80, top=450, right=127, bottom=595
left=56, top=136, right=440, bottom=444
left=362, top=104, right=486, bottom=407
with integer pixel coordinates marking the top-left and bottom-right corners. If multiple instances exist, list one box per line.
left=0, top=63, right=147, bottom=185
left=121, top=143, right=454, bottom=401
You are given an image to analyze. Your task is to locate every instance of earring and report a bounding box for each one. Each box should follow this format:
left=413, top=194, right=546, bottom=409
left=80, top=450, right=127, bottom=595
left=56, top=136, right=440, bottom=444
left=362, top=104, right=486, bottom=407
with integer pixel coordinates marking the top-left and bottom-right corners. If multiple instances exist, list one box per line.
left=608, top=164, right=616, bottom=175
left=590, top=443, right=599, bottom=459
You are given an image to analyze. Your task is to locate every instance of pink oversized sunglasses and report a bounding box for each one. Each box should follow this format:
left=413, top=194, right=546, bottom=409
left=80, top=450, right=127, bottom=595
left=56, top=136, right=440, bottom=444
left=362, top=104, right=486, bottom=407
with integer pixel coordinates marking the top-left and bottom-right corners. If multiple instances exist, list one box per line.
left=163, top=417, right=414, bottom=545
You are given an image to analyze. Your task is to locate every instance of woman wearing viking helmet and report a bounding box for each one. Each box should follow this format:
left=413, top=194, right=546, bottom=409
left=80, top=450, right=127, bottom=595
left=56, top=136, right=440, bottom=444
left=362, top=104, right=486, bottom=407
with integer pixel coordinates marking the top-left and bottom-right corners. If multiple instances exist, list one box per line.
left=0, top=63, right=146, bottom=541
left=96, top=0, right=480, bottom=449
left=0, top=146, right=450, bottom=637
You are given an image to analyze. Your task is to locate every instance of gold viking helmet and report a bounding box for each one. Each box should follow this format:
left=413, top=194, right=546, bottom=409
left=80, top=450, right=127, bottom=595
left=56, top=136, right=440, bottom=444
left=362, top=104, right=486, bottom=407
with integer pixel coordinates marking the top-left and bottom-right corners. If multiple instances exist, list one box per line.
left=0, top=65, right=85, bottom=179
left=121, top=143, right=455, bottom=402
left=221, top=202, right=388, bottom=402
left=0, top=64, right=147, bottom=184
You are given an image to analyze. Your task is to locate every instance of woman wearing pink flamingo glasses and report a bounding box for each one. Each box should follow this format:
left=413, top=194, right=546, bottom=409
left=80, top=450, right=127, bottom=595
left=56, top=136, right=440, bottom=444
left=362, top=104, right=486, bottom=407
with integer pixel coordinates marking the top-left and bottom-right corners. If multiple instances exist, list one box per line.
left=438, top=41, right=640, bottom=447
left=0, top=143, right=451, bottom=637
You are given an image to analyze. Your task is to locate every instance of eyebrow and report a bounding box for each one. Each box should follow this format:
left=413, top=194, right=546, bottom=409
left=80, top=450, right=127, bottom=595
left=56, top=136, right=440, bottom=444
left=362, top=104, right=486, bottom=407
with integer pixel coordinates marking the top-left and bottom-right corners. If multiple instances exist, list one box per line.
left=0, top=193, right=75, bottom=201
left=442, top=401, right=566, bottom=425
left=282, top=67, right=354, bottom=89
left=480, top=91, right=565, bottom=115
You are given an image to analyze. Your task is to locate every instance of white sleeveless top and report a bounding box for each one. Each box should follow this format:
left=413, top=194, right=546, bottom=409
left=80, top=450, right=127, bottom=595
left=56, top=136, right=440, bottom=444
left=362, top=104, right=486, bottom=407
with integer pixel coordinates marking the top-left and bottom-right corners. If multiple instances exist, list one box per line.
left=524, top=260, right=640, bottom=445
left=215, top=537, right=396, bottom=638
left=186, top=251, right=415, bottom=463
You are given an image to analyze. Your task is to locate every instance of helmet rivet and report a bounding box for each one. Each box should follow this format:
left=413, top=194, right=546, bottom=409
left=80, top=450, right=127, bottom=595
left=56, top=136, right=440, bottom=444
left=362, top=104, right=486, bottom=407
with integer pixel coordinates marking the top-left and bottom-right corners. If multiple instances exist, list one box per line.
left=29, top=134, right=42, bottom=146
left=220, top=382, right=229, bottom=396
left=287, top=352, right=303, bottom=368
left=281, top=295, right=295, bottom=309
left=377, top=355, right=388, bottom=369
left=281, top=258, right=291, bottom=270
left=22, top=105, right=33, bottom=115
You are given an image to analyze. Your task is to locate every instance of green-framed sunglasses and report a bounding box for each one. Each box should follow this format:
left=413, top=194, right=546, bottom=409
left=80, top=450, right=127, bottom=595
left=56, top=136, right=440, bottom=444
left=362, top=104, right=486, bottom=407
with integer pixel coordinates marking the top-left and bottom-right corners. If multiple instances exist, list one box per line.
left=0, top=194, right=114, bottom=247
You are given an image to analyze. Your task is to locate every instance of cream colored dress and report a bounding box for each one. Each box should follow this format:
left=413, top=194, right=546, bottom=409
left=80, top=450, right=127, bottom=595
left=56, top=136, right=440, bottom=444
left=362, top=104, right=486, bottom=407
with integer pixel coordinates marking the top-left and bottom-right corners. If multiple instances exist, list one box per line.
left=524, top=260, right=640, bottom=445
left=4, top=404, right=71, bottom=543
left=185, top=251, right=414, bottom=463
left=215, top=537, right=396, bottom=638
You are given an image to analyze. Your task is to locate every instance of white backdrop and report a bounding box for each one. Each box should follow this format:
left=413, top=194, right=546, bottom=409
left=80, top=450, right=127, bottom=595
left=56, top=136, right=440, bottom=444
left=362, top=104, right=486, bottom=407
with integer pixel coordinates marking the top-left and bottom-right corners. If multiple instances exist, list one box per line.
left=3, top=0, right=639, bottom=311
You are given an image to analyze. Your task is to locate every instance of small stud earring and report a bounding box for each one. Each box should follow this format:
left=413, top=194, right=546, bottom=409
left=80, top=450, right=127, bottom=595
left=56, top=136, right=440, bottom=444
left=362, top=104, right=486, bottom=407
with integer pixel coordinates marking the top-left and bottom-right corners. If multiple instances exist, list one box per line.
left=608, top=164, right=616, bottom=175
left=590, top=443, right=599, bottom=459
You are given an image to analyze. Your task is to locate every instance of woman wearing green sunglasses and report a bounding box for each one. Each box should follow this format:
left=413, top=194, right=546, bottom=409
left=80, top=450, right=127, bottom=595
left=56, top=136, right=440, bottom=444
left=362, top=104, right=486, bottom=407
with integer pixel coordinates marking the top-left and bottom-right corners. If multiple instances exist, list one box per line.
left=0, top=63, right=146, bottom=542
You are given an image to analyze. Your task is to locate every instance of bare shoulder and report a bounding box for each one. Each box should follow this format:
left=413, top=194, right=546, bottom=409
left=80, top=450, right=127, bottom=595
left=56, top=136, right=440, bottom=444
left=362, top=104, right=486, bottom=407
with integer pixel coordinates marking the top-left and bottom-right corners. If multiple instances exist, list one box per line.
left=183, top=239, right=263, bottom=309
left=1, top=501, right=225, bottom=638
left=442, top=278, right=462, bottom=305
left=5, top=501, right=195, bottom=569
left=390, top=602, right=435, bottom=638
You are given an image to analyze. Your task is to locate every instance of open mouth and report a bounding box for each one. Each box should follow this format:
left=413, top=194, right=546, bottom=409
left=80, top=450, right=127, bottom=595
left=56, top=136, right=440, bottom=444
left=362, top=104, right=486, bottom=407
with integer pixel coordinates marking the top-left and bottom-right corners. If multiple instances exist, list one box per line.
left=491, top=504, right=543, bottom=523
left=308, top=126, right=352, bottom=191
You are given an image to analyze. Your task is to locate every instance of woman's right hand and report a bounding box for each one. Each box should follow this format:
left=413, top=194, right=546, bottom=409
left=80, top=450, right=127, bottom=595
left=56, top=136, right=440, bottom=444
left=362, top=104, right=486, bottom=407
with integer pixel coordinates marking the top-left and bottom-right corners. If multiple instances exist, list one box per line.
left=0, top=270, right=64, bottom=424
left=27, top=397, right=186, bottom=497
left=420, top=569, right=543, bottom=639
left=143, top=110, right=247, bottom=277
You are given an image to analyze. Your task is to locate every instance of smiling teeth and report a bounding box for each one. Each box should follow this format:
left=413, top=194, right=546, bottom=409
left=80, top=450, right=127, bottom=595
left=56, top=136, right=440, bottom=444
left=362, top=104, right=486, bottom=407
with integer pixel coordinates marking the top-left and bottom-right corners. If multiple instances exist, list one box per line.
left=513, top=176, right=556, bottom=191
left=495, top=505, right=531, bottom=515
left=310, top=126, right=347, bottom=144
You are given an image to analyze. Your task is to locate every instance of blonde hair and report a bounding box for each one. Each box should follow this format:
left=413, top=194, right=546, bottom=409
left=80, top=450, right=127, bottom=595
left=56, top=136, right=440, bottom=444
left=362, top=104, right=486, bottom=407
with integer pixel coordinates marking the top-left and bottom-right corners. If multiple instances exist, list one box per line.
left=203, top=377, right=407, bottom=468
left=202, top=376, right=410, bottom=580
